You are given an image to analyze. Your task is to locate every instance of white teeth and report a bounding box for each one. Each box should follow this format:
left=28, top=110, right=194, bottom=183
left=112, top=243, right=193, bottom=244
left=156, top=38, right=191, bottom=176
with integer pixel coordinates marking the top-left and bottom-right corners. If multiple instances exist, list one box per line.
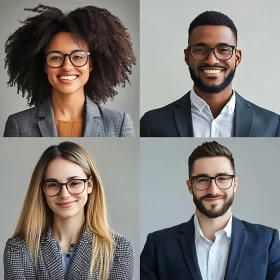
left=202, top=69, right=222, bottom=74
left=59, top=76, right=78, bottom=80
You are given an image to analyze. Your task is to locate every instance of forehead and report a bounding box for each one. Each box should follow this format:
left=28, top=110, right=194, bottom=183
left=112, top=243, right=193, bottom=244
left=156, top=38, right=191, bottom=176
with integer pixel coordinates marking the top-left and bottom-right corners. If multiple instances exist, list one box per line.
left=44, top=32, right=89, bottom=53
left=189, top=25, right=236, bottom=47
left=44, top=157, right=85, bottom=179
left=191, top=157, right=233, bottom=176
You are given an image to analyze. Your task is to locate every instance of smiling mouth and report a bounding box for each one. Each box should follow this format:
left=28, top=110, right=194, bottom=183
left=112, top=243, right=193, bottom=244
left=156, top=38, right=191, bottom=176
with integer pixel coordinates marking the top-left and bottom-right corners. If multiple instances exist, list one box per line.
left=202, top=69, right=223, bottom=74
left=58, top=75, right=78, bottom=81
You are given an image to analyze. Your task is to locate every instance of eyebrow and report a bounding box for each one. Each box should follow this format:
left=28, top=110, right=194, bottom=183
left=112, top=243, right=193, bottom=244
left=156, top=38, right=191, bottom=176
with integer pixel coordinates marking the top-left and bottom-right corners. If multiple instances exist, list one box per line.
left=192, top=43, right=233, bottom=47
left=44, top=176, right=82, bottom=181
left=46, top=49, right=85, bottom=54
left=191, top=172, right=232, bottom=177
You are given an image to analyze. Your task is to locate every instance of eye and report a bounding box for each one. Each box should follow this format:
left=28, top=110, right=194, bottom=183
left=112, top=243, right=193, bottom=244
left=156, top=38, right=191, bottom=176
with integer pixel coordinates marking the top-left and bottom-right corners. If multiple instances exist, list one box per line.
left=195, top=177, right=209, bottom=183
left=217, top=47, right=231, bottom=54
left=193, top=47, right=207, bottom=53
left=216, top=175, right=231, bottom=181
left=50, top=56, right=62, bottom=60
left=46, top=182, right=59, bottom=188
left=68, top=180, right=84, bottom=187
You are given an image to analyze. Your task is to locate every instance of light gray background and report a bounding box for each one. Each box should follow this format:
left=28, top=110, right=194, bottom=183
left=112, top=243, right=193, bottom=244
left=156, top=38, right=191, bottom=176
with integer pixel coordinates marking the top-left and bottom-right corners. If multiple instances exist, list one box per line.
left=0, top=138, right=139, bottom=280
left=140, top=138, right=280, bottom=250
left=0, top=0, right=139, bottom=136
left=140, top=0, right=280, bottom=116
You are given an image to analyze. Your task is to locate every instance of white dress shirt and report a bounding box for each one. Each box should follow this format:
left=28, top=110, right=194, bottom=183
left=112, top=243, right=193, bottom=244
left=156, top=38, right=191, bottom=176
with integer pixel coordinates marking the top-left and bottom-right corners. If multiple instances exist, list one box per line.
left=194, top=214, right=232, bottom=280
left=190, top=89, right=236, bottom=137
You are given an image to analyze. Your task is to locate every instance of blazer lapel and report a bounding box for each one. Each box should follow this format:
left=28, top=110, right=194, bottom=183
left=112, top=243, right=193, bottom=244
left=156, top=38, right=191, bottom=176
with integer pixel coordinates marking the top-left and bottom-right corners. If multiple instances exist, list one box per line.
left=234, top=92, right=254, bottom=137
left=173, top=92, right=194, bottom=137
left=179, top=217, right=203, bottom=280
left=37, top=98, right=58, bottom=137
left=67, top=228, right=95, bottom=280
left=39, top=228, right=64, bottom=279
left=83, top=95, right=105, bottom=137
left=224, top=217, right=247, bottom=280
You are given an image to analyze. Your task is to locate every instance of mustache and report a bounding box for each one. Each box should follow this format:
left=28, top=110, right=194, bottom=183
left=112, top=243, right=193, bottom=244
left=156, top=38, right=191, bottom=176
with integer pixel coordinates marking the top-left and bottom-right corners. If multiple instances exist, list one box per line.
left=198, top=64, right=227, bottom=70
left=200, top=194, right=226, bottom=200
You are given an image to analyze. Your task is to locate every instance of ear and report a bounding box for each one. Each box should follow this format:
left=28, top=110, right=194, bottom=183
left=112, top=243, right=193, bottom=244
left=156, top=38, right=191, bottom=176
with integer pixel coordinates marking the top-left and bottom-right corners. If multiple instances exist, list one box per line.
left=186, top=179, right=193, bottom=194
left=233, top=176, right=238, bottom=193
left=87, top=176, right=94, bottom=194
left=184, top=48, right=190, bottom=66
left=235, top=49, right=242, bottom=68
left=89, top=57, right=93, bottom=72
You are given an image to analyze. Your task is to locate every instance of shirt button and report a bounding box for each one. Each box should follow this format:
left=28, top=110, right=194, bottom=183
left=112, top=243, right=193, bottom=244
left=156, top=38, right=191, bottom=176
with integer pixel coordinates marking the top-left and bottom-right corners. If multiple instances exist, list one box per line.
left=66, top=253, right=70, bottom=258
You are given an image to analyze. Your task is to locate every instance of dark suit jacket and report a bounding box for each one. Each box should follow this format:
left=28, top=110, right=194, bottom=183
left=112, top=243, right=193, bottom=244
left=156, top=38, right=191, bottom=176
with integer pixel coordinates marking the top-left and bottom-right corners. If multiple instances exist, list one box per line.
left=4, top=227, right=134, bottom=280
left=140, top=91, right=280, bottom=137
left=4, top=95, right=134, bottom=137
left=141, top=216, right=280, bottom=280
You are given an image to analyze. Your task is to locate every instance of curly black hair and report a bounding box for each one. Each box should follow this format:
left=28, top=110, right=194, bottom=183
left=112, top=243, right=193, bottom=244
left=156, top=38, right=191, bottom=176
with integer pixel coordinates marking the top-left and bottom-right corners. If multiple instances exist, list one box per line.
left=188, top=11, right=237, bottom=43
left=5, top=4, right=136, bottom=106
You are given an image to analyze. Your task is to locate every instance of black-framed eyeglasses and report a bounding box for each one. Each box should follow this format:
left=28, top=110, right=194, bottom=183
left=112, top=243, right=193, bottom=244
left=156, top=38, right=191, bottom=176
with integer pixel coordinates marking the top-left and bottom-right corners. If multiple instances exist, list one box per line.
left=45, top=50, right=91, bottom=68
left=42, top=178, right=89, bottom=197
left=190, top=174, right=235, bottom=191
left=187, top=45, right=236, bottom=61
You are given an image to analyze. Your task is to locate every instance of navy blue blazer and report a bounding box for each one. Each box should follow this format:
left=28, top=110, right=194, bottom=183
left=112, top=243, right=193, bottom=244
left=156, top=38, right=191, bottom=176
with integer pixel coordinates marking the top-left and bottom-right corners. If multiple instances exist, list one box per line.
left=140, top=92, right=280, bottom=137
left=140, top=216, right=280, bottom=279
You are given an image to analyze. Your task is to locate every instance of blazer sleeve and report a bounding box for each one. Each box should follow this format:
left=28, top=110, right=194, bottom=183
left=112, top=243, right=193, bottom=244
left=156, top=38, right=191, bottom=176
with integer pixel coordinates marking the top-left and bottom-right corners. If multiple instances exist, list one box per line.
left=109, top=235, right=134, bottom=280
left=267, top=229, right=280, bottom=279
left=4, top=115, right=20, bottom=137
left=140, top=113, right=151, bottom=137
left=140, top=233, right=159, bottom=280
left=4, top=238, right=34, bottom=280
left=276, top=115, right=280, bottom=137
left=120, top=113, right=135, bottom=137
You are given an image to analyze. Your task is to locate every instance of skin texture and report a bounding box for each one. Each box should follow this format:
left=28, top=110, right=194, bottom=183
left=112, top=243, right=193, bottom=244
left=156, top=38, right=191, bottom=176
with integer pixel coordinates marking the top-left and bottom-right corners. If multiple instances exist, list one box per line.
left=44, top=32, right=93, bottom=120
left=43, top=157, right=93, bottom=252
left=186, top=157, right=238, bottom=241
left=184, top=25, right=242, bottom=118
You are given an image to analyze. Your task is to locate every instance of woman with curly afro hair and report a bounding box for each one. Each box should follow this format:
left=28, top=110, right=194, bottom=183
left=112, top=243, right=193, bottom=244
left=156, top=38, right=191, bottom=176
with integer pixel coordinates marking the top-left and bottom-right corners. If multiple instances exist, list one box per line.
left=3, top=4, right=136, bottom=137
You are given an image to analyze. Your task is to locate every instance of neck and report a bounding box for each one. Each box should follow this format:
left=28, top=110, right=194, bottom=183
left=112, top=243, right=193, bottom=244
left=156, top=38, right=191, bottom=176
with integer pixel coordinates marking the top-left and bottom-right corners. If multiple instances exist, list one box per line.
left=196, top=209, right=231, bottom=242
left=193, top=84, right=233, bottom=118
left=51, top=211, right=85, bottom=251
left=51, top=89, right=85, bottom=121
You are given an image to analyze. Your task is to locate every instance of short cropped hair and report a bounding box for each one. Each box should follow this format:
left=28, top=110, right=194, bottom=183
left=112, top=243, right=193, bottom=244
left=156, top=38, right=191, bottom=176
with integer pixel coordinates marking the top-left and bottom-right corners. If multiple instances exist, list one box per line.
left=188, top=141, right=236, bottom=177
left=5, top=5, right=136, bottom=106
left=188, top=11, right=237, bottom=43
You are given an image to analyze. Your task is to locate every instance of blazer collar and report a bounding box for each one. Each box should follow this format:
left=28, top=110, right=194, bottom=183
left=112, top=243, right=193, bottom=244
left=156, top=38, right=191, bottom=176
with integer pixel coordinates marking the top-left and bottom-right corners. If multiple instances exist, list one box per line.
left=234, top=92, right=254, bottom=137
left=40, top=226, right=94, bottom=279
left=173, top=91, right=194, bottom=137
left=179, top=215, right=203, bottom=280
left=224, top=216, right=247, bottom=280
left=37, top=95, right=105, bottom=137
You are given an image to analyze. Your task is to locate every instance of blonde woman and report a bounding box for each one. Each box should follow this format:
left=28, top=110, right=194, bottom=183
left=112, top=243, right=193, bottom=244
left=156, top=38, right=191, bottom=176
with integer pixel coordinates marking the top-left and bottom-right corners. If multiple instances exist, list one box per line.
left=4, top=142, right=134, bottom=279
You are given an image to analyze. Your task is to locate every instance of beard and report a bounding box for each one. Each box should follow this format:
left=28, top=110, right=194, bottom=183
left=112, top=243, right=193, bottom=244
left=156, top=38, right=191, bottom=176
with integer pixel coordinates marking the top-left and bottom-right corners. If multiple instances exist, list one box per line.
left=193, top=191, right=234, bottom=219
left=189, top=66, right=236, bottom=94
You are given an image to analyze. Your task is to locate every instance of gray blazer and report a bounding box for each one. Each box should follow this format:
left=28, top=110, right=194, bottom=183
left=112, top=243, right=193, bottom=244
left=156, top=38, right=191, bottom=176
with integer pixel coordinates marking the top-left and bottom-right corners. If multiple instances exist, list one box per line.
left=4, top=228, right=134, bottom=279
left=4, top=95, right=134, bottom=137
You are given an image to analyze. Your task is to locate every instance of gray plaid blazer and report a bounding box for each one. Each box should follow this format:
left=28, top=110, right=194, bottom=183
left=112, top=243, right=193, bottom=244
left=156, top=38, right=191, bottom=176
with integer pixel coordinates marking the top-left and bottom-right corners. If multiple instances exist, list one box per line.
left=4, top=95, right=134, bottom=137
left=4, top=228, right=134, bottom=279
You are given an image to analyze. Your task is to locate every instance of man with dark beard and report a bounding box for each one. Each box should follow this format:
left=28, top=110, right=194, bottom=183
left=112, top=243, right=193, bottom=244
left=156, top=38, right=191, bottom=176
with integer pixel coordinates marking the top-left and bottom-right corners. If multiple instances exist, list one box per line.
left=140, top=11, right=280, bottom=137
left=141, top=141, right=280, bottom=279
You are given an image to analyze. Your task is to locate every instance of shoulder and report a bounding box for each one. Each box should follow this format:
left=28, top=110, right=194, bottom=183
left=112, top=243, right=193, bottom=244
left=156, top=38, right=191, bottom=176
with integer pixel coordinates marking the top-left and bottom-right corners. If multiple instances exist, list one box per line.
left=237, top=93, right=279, bottom=119
left=98, top=105, right=134, bottom=136
left=5, top=236, right=28, bottom=253
left=113, top=232, right=134, bottom=256
left=147, top=223, right=186, bottom=241
left=142, top=94, right=189, bottom=118
left=6, top=106, right=39, bottom=121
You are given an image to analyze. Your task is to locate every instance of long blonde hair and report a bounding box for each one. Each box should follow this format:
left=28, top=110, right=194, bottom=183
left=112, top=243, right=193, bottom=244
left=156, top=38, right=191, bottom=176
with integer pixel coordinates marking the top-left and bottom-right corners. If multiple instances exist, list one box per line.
left=14, top=141, right=114, bottom=279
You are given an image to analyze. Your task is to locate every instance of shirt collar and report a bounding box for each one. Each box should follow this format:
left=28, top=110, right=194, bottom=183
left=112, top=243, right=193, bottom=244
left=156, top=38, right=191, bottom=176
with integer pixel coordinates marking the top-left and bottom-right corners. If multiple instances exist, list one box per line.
left=194, top=213, right=232, bottom=242
left=190, top=88, right=236, bottom=116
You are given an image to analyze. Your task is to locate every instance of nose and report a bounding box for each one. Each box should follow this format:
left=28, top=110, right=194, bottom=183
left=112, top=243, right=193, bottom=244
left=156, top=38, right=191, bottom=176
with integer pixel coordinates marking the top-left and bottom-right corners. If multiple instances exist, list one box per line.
left=204, top=49, right=219, bottom=65
left=59, top=185, right=71, bottom=198
left=207, top=178, right=220, bottom=195
left=61, top=55, right=74, bottom=69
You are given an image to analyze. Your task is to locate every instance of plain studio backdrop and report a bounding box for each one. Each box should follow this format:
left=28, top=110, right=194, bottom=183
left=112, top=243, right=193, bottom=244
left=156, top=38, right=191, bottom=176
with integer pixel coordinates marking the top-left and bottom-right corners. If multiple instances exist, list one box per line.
left=0, top=138, right=139, bottom=280
left=140, top=0, right=280, bottom=117
left=0, top=0, right=139, bottom=136
left=140, top=138, right=280, bottom=250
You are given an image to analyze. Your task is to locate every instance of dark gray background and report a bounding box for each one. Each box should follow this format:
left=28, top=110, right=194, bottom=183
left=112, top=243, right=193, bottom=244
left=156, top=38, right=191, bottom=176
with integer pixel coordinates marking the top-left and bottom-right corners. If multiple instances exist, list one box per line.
left=0, top=138, right=139, bottom=279
left=140, top=138, right=280, bottom=250
left=0, top=0, right=139, bottom=136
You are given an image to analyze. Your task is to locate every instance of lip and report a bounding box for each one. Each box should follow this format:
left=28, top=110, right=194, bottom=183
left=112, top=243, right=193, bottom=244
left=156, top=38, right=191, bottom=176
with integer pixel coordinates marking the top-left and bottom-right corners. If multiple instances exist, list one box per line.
left=56, top=201, right=77, bottom=208
left=203, top=198, right=223, bottom=202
